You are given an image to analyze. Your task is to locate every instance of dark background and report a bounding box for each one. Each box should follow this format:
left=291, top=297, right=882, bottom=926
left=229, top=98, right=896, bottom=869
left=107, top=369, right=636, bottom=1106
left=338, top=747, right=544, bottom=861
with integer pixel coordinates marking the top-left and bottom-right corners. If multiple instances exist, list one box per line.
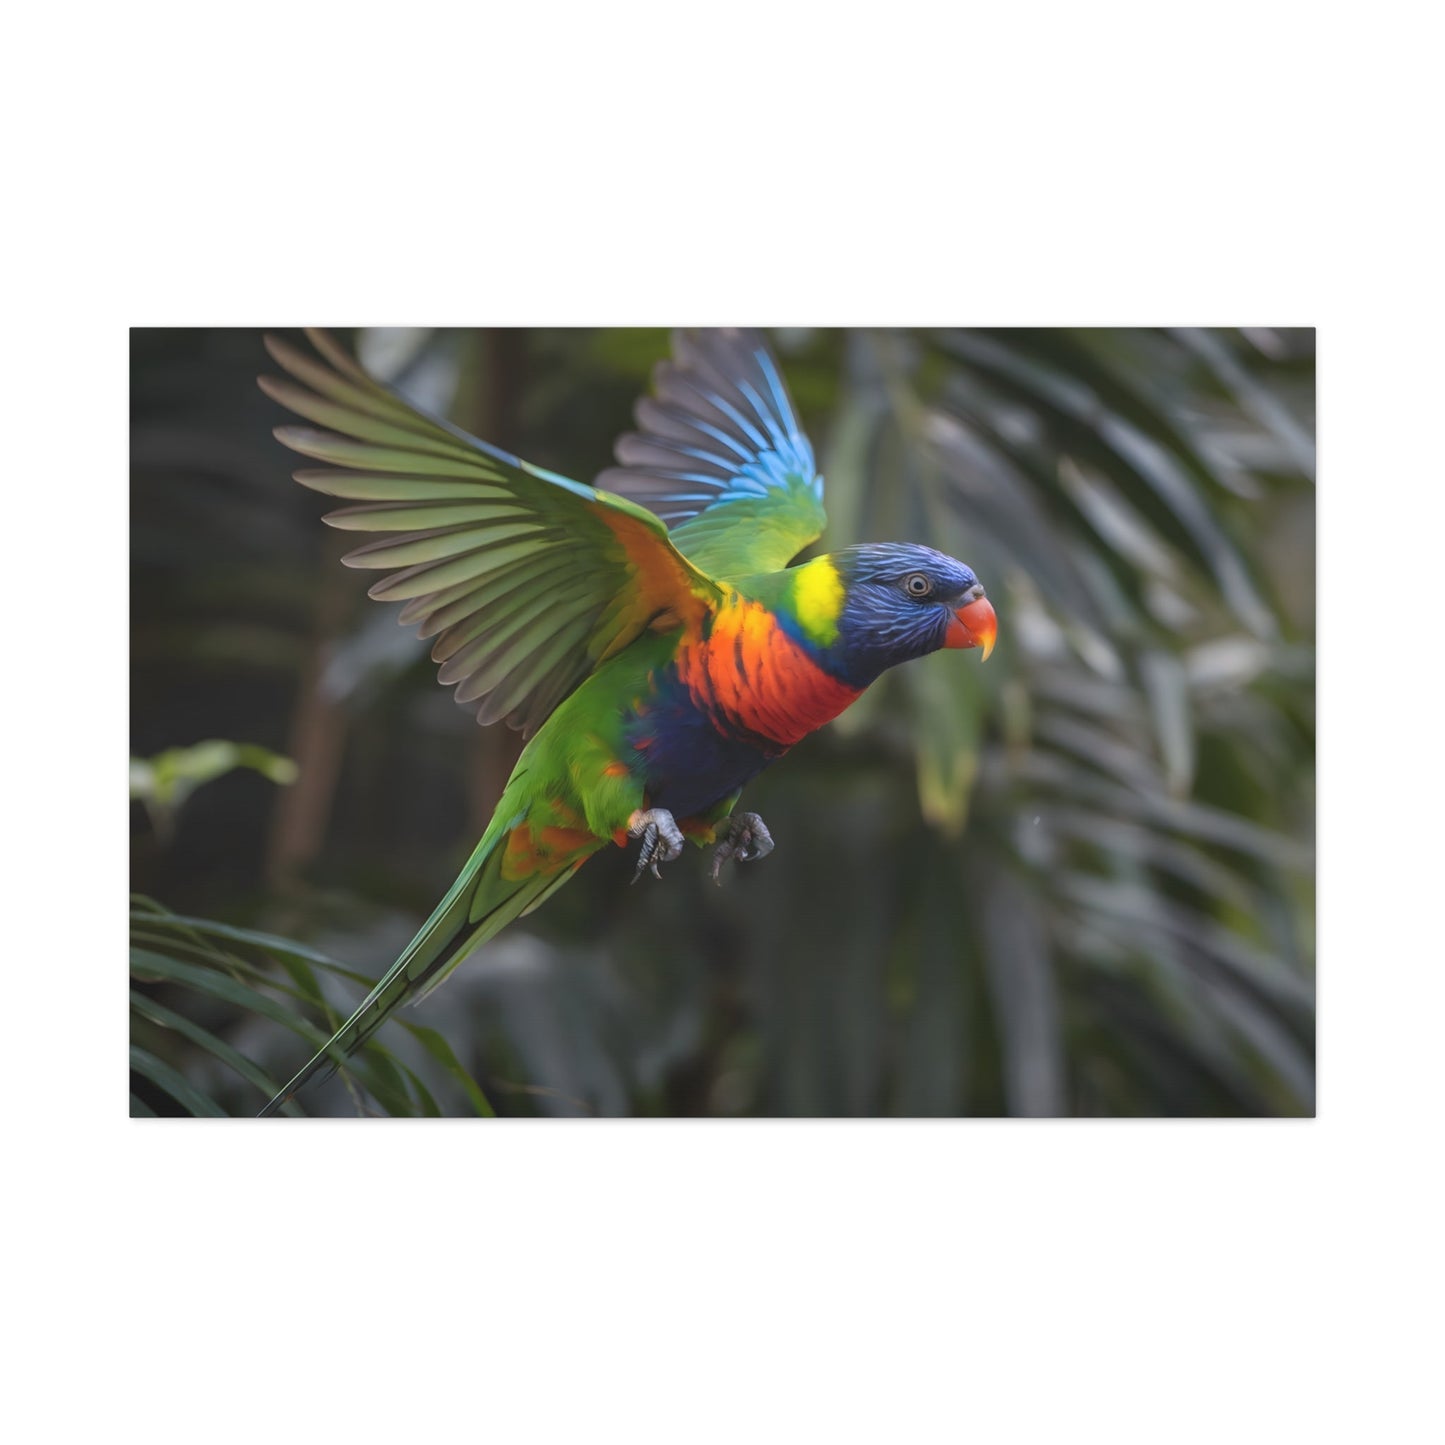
left=130, top=327, right=1315, bottom=1117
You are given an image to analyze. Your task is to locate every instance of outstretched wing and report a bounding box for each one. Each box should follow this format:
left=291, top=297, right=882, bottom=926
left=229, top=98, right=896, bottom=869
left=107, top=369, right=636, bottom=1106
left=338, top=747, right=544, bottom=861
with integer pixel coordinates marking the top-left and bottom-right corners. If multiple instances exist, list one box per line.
left=595, top=328, right=826, bottom=578
left=260, top=330, right=722, bottom=737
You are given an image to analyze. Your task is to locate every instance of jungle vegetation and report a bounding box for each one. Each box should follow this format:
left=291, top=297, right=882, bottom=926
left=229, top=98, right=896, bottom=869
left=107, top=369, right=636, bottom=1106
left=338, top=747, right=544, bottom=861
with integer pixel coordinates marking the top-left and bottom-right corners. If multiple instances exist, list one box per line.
left=130, top=327, right=1315, bottom=1117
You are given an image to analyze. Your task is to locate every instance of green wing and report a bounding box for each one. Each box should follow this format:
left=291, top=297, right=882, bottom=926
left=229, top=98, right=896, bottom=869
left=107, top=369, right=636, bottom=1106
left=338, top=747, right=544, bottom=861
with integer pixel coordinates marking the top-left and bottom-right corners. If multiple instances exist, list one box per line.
left=595, top=329, right=827, bottom=578
left=260, top=330, right=722, bottom=737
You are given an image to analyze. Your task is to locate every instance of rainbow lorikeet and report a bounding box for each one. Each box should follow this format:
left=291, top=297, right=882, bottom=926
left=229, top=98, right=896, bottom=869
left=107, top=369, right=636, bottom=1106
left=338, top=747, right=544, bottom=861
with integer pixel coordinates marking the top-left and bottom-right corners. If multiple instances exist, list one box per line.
left=255, top=329, right=997, bottom=1116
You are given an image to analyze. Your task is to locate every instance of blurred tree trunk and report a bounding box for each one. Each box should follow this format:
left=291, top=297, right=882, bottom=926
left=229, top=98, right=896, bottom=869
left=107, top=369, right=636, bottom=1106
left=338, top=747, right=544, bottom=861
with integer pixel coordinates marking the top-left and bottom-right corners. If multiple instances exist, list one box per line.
left=265, top=559, right=354, bottom=886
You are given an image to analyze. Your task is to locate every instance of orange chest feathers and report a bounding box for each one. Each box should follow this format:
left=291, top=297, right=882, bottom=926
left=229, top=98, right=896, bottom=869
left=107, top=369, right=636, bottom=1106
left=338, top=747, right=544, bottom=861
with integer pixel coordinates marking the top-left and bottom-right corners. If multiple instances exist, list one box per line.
left=673, top=599, right=860, bottom=749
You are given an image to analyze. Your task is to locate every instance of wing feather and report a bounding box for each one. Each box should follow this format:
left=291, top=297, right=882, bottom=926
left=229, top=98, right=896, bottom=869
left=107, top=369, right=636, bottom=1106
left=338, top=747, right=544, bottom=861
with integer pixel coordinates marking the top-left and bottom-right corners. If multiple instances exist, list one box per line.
left=262, top=330, right=722, bottom=735
left=596, top=328, right=826, bottom=576
left=414, top=555, right=543, bottom=638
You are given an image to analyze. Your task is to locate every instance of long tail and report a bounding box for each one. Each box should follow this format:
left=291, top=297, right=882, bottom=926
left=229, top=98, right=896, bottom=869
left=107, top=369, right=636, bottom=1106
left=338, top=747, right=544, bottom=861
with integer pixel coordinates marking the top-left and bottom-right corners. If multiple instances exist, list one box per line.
left=258, top=823, right=577, bottom=1117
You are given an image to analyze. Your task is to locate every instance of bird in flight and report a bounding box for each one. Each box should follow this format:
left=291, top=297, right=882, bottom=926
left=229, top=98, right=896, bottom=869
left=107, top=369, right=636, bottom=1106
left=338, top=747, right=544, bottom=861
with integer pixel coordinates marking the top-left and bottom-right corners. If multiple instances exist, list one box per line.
left=256, top=329, right=997, bottom=1115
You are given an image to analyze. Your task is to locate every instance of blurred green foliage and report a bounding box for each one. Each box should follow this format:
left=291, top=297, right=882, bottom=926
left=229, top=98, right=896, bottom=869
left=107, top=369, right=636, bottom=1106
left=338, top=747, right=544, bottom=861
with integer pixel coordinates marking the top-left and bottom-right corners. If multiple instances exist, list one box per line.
left=129, top=327, right=1314, bottom=1117
left=130, top=739, right=297, bottom=842
left=130, top=895, right=491, bottom=1117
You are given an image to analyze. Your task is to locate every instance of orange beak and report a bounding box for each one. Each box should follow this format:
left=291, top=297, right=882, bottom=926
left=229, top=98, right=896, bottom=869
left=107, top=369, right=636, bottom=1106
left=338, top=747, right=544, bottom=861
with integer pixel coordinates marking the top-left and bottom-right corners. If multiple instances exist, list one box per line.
left=944, top=594, right=997, bottom=659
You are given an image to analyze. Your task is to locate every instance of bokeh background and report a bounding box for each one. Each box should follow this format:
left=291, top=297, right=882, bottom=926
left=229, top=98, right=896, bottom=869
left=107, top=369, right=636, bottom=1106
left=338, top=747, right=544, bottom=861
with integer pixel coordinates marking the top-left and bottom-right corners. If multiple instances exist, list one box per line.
left=130, top=327, right=1315, bottom=1117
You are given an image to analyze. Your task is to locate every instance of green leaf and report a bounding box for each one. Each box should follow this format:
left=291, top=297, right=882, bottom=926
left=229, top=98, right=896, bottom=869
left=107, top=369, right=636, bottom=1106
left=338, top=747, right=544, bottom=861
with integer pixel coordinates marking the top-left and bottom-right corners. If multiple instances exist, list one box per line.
left=146, top=914, right=349, bottom=973
left=130, top=740, right=298, bottom=839
left=399, top=1022, right=496, bottom=1118
left=1138, top=650, right=1195, bottom=795
left=128, top=946, right=415, bottom=1117
left=905, top=649, right=983, bottom=835
left=130, top=991, right=304, bottom=1116
left=129, top=1045, right=227, bottom=1117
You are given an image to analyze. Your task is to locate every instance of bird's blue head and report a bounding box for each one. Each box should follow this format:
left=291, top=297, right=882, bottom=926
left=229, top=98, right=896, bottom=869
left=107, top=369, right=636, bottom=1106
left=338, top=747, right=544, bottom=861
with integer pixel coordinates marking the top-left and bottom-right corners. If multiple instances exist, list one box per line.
left=803, top=543, right=997, bottom=688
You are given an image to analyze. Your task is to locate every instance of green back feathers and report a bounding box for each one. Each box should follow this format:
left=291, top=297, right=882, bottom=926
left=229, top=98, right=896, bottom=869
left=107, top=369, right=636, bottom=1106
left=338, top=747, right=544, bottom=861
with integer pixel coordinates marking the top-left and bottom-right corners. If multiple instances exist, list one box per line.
left=665, top=478, right=825, bottom=579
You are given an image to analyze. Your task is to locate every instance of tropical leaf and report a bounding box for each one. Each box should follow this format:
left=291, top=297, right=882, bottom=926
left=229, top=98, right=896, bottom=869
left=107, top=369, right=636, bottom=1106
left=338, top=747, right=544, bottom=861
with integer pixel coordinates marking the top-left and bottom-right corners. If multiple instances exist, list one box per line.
left=128, top=897, right=493, bottom=1118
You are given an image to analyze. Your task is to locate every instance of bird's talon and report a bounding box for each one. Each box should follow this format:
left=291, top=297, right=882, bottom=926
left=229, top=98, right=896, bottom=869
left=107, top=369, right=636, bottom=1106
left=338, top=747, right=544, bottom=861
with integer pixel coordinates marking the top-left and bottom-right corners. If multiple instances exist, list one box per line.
left=628, top=808, right=684, bottom=883
left=710, top=812, right=774, bottom=883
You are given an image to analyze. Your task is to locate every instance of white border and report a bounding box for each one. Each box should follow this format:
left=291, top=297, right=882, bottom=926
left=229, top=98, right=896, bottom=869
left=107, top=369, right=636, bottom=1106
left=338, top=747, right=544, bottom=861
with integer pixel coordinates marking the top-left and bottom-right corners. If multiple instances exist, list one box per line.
left=8, top=3, right=1440, bottom=1441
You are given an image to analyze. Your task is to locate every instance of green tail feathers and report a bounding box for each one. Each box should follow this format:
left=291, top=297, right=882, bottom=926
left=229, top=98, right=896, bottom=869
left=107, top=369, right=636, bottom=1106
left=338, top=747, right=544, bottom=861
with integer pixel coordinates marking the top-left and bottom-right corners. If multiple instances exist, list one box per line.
left=257, top=821, right=564, bottom=1117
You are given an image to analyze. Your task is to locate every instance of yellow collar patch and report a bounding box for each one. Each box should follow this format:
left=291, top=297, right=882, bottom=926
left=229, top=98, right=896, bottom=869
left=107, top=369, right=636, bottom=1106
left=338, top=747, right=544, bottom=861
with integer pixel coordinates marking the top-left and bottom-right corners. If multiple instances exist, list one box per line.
left=790, top=556, right=845, bottom=647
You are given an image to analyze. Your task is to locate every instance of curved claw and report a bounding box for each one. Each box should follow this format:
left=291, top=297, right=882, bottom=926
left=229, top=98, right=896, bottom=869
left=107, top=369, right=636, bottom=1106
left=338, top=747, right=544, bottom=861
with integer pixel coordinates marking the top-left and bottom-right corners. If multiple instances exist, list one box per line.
left=628, top=808, right=685, bottom=883
left=710, top=812, right=775, bottom=884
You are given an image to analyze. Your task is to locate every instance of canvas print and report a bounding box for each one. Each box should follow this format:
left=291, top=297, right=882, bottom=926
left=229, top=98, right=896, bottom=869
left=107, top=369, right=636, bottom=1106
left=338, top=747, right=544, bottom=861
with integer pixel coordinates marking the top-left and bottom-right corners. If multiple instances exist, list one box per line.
left=130, top=328, right=1315, bottom=1117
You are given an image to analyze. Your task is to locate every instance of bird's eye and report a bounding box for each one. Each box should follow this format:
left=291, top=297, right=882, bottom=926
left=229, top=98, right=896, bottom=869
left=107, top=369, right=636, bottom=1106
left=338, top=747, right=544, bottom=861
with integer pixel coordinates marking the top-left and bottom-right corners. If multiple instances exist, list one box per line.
left=904, top=573, right=933, bottom=598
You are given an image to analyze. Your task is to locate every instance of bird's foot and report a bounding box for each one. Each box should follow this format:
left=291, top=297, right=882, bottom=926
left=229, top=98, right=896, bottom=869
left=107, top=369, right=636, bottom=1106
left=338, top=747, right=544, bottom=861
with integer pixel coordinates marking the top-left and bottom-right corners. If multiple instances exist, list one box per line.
left=709, top=812, right=775, bottom=884
left=628, top=808, right=685, bottom=883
